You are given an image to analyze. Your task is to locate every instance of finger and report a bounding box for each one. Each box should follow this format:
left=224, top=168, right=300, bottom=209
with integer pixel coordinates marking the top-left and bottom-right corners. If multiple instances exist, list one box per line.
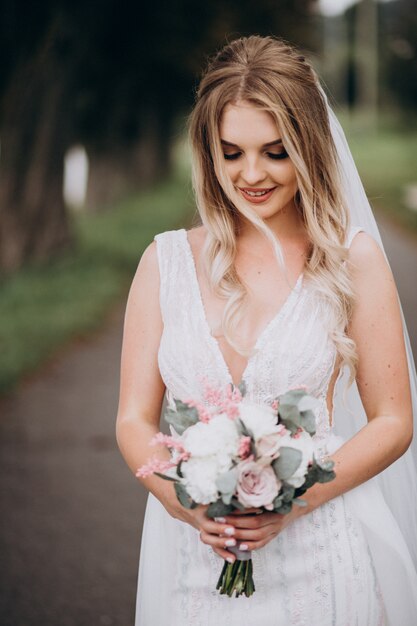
left=222, top=513, right=277, bottom=529
left=201, top=518, right=238, bottom=537
left=234, top=530, right=277, bottom=552
left=199, top=530, right=239, bottom=552
left=212, top=546, right=236, bottom=563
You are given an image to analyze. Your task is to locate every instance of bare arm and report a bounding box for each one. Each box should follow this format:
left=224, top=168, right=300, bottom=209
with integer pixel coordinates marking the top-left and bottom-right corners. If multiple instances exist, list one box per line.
left=302, top=231, right=413, bottom=512
left=115, top=241, right=180, bottom=518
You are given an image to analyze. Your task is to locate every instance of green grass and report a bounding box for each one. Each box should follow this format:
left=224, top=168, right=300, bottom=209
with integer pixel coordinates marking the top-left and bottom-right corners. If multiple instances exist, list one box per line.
left=338, top=110, right=417, bottom=233
left=0, top=169, right=195, bottom=395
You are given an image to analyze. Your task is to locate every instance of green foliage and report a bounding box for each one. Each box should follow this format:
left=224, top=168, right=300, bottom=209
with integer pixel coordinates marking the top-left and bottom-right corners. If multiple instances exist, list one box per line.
left=207, top=499, right=234, bottom=518
left=277, top=389, right=317, bottom=435
left=0, top=171, right=194, bottom=394
left=174, top=482, right=198, bottom=509
left=165, top=401, right=199, bottom=435
left=272, top=447, right=302, bottom=481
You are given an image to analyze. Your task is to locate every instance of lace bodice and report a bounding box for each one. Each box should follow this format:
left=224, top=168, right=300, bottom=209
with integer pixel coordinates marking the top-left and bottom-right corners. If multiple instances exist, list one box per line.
left=155, top=226, right=363, bottom=443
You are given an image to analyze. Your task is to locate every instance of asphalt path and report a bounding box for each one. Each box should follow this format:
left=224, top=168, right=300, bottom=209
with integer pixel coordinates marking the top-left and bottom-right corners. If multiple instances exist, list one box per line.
left=1, top=214, right=416, bottom=626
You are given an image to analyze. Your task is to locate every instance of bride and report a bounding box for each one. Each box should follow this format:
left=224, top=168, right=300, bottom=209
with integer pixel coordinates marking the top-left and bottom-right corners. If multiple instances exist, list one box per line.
left=116, top=35, right=417, bottom=625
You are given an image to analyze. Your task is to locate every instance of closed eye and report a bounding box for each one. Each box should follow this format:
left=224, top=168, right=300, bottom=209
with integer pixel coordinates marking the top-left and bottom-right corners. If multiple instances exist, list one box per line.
left=267, top=150, right=289, bottom=160
left=223, top=151, right=289, bottom=161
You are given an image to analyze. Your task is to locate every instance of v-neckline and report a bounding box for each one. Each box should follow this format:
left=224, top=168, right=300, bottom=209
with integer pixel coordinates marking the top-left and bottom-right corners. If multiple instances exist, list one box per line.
left=181, top=229, right=305, bottom=388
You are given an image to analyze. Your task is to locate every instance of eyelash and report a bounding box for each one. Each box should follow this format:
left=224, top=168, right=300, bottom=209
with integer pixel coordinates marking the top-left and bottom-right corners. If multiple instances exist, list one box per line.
left=223, top=151, right=289, bottom=161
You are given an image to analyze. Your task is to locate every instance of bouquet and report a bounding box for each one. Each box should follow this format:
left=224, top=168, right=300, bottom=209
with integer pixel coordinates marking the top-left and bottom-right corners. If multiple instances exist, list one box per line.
left=136, top=380, right=336, bottom=598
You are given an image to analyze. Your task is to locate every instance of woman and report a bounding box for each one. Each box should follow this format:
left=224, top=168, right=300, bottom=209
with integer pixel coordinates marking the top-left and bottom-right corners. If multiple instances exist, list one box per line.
left=116, top=35, right=417, bottom=625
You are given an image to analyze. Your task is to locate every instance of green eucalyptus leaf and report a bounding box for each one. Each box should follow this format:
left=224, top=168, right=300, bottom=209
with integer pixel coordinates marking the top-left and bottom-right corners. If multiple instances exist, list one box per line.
left=165, top=406, right=199, bottom=435
left=207, top=499, right=234, bottom=518
left=299, top=409, right=316, bottom=435
left=278, top=403, right=301, bottom=423
left=281, top=483, right=296, bottom=502
left=279, top=419, right=299, bottom=435
left=316, top=469, right=336, bottom=483
left=238, top=380, right=247, bottom=397
left=272, top=494, right=283, bottom=509
left=230, top=497, right=246, bottom=511
left=274, top=501, right=293, bottom=515
left=272, top=446, right=302, bottom=480
left=174, top=482, right=197, bottom=509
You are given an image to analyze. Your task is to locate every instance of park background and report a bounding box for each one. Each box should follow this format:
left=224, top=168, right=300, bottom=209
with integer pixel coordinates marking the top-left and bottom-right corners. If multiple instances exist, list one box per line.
left=0, top=1, right=416, bottom=624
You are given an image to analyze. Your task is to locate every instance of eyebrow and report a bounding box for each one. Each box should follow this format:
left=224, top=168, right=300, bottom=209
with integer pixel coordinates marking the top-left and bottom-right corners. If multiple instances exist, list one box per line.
left=220, top=138, right=283, bottom=148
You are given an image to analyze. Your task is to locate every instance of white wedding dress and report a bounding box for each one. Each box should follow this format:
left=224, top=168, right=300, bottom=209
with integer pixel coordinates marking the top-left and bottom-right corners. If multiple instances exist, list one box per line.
left=134, top=226, right=417, bottom=626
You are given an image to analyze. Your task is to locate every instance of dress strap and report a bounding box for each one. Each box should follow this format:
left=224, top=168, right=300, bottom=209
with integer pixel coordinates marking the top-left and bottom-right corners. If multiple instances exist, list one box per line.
left=153, top=229, right=186, bottom=324
left=345, top=225, right=364, bottom=249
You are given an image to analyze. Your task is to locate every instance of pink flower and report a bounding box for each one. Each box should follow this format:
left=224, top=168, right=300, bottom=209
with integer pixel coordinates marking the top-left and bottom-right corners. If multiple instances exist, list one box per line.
left=136, top=457, right=177, bottom=478
left=238, top=436, right=252, bottom=459
left=256, top=430, right=285, bottom=463
left=236, top=458, right=281, bottom=509
left=150, top=432, right=187, bottom=452
left=182, top=398, right=212, bottom=423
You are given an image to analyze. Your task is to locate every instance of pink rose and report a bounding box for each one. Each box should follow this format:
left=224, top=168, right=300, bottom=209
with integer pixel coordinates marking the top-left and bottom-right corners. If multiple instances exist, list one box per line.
left=236, top=458, right=281, bottom=509
left=256, top=426, right=288, bottom=464
left=238, top=436, right=252, bottom=459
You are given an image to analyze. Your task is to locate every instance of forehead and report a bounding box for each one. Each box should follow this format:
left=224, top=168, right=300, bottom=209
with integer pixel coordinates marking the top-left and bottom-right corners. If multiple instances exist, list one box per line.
left=219, top=101, right=280, bottom=144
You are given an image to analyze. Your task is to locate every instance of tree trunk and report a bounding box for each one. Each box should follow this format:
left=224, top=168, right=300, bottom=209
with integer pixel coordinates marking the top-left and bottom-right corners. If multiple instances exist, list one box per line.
left=0, top=26, right=73, bottom=274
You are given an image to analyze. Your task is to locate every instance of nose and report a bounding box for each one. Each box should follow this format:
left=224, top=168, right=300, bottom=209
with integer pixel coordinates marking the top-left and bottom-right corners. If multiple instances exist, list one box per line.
left=240, top=156, right=266, bottom=186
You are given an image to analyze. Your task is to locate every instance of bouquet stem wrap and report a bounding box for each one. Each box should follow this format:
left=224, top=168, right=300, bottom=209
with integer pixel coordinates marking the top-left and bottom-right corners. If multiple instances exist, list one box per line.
left=217, top=546, right=254, bottom=597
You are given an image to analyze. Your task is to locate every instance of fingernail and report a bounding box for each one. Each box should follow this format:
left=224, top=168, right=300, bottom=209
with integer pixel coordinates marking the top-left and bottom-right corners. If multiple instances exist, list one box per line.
left=226, top=556, right=235, bottom=564
left=214, top=517, right=226, bottom=523
left=225, top=538, right=236, bottom=547
left=224, top=527, right=235, bottom=536
left=239, top=543, right=249, bottom=551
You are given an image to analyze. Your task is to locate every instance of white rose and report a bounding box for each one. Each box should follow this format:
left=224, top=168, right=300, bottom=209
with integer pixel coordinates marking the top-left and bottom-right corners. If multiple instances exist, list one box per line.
left=182, top=414, right=239, bottom=460
left=238, top=401, right=280, bottom=441
left=279, top=430, right=315, bottom=488
left=181, top=456, right=221, bottom=504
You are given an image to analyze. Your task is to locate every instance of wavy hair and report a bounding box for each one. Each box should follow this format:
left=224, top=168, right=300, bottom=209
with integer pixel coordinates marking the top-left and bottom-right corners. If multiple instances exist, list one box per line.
left=187, top=35, right=358, bottom=392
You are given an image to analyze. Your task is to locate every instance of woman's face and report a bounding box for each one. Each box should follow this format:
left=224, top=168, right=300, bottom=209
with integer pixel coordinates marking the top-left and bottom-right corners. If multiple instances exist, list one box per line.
left=219, top=100, right=298, bottom=220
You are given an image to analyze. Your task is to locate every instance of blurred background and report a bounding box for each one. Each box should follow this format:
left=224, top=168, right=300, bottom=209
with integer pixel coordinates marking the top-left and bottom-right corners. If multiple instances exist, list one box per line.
left=0, top=1, right=416, bottom=624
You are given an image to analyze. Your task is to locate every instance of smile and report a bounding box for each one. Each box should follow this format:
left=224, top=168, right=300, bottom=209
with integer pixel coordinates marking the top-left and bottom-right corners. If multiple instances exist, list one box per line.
left=239, top=187, right=277, bottom=202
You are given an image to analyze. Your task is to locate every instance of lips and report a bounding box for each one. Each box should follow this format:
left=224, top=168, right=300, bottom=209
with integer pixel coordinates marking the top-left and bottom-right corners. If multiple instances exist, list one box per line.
left=239, top=186, right=277, bottom=203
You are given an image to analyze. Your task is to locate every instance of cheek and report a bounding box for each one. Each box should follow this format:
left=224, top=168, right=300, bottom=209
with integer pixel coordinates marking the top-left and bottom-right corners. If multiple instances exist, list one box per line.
left=274, top=162, right=297, bottom=187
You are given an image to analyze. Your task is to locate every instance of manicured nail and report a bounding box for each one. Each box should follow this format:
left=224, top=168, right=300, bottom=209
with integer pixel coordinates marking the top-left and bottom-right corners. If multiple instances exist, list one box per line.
left=214, top=517, right=226, bottom=523
left=225, top=538, right=236, bottom=547
left=224, top=527, right=235, bottom=536
left=239, top=543, right=249, bottom=551
left=226, top=556, right=235, bottom=564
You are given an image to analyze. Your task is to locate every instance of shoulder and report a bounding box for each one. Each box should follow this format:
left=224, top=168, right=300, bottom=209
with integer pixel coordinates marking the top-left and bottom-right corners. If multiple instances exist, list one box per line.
left=180, top=225, right=207, bottom=259
left=347, top=230, right=391, bottom=283
left=346, top=230, right=398, bottom=322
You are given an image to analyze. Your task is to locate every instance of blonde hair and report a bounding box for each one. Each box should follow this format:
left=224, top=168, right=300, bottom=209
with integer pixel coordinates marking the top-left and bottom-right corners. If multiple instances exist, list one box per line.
left=187, top=35, right=357, bottom=390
